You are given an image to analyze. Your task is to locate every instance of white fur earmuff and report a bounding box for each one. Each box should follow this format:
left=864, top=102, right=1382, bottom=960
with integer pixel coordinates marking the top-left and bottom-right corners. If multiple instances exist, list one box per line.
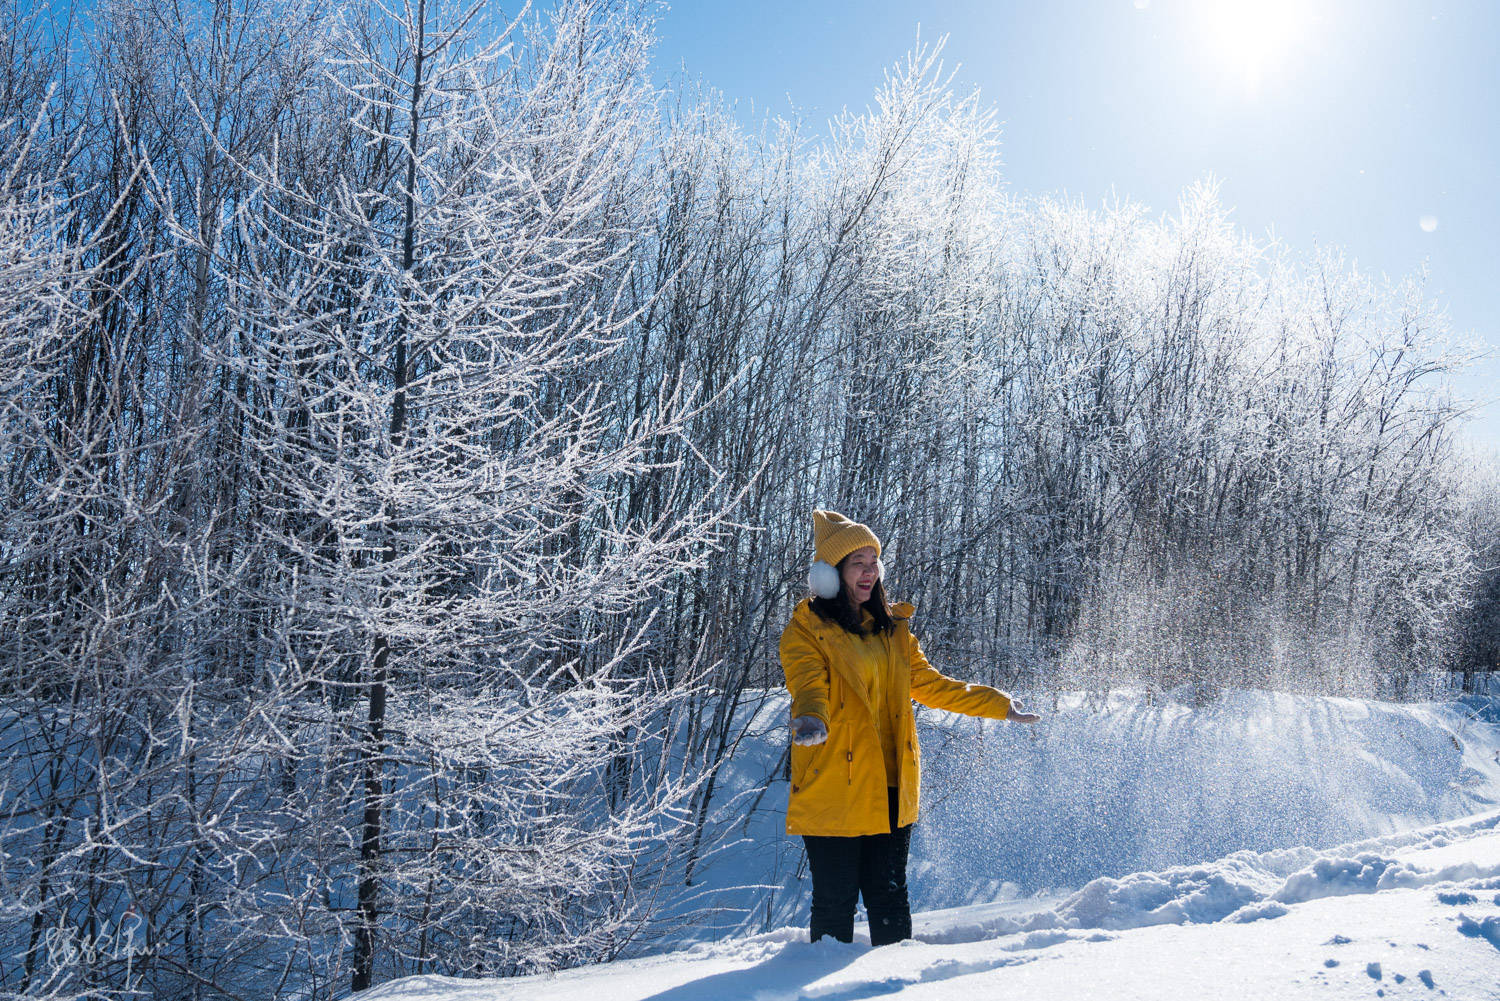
left=808, top=560, right=841, bottom=598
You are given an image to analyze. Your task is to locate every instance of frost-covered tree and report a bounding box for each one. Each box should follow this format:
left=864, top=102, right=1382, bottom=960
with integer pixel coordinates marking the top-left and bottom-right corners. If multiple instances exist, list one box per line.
left=206, top=0, right=729, bottom=990
left=0, top=0, right=730, bottom=997
left=1452, top=454, right=1500, bottom=692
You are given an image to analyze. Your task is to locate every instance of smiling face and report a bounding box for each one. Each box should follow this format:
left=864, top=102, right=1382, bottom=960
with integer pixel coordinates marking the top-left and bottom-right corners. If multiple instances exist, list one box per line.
left=839, top=546, right=880, bottom=607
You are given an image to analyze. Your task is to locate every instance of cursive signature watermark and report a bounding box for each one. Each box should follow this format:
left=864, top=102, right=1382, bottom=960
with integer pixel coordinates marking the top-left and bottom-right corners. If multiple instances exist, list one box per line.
left=43, top=908, right=150, bottom=973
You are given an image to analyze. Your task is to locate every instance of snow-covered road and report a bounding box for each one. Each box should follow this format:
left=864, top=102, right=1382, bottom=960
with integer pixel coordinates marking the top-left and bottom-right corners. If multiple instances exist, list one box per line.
left=367, top=809, right=1500, bottom=1001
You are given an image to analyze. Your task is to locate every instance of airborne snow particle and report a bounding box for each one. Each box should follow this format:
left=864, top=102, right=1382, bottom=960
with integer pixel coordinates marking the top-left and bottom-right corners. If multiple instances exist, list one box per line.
left=1419, top=215, right=1438, bottom=233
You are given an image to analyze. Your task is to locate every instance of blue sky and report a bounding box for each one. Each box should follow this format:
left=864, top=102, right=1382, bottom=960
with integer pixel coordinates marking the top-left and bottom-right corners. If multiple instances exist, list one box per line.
left=642, top=0, right=1499, bottom=452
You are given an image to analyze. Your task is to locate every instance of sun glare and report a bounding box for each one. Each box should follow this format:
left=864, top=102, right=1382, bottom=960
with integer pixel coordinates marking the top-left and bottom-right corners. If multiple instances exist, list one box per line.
left=1191, top=0, right=1314, bottom=94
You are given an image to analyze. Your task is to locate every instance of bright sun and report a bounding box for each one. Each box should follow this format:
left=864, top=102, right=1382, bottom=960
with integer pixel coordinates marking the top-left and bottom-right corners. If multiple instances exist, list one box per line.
left=1190, top=0, right=1315, bottom=93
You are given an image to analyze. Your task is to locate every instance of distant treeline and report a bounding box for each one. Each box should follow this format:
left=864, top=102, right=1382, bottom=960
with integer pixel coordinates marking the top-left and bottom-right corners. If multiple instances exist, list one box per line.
left=0, top=0, right=1494, bottom=998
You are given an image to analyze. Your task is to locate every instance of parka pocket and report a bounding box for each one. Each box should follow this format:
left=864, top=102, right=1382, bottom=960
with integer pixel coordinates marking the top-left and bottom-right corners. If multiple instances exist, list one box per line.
left=789, top=741, right=829, bottom=795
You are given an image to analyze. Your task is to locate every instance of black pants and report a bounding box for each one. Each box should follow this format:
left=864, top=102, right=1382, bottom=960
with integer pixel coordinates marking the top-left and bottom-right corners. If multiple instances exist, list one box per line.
left=802, top=787, right=913, bottom=946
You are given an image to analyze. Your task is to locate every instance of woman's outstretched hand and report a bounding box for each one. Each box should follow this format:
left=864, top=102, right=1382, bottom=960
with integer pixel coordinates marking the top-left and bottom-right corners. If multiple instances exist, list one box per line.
left=790, top=715, right=828, bottom=746
left=1006, top=703, right=1041, bottom=724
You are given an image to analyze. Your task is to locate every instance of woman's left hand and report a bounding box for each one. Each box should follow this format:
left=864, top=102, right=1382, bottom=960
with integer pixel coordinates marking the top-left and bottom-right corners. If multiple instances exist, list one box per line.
left=1006, top=703, right=1041, bottom=724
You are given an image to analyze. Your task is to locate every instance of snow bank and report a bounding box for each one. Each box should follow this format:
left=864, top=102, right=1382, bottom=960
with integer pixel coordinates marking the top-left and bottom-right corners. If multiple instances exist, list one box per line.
left=1051, top=810, right=1500, bottom=932
left=683, top=688, right=1500, bottom=937
left=910, top=689, right=1500, bottom=903
left=360, top=692, right=1500, bottom=1001
left=365, top=807, right=1500, bottom=1001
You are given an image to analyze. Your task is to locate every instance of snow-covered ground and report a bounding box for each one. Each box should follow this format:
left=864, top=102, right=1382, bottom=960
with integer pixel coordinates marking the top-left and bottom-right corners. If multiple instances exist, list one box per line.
left=365, top=690, right=1500, bottom=1000
left=366, top=810, right=1500, bottom=1000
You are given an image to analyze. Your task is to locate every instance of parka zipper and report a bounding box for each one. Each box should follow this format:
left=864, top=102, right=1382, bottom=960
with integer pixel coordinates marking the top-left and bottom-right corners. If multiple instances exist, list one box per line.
left=839, top=699, right=852, bottom=784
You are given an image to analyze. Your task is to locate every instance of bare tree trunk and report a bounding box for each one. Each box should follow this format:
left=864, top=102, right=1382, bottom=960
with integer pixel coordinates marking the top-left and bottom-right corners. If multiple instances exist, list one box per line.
left=353, top=1, right=424, bottom=990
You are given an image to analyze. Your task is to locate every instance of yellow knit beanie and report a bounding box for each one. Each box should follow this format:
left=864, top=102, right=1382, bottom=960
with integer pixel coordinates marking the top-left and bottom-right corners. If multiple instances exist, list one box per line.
left=812, top=509, right=881, bottom=566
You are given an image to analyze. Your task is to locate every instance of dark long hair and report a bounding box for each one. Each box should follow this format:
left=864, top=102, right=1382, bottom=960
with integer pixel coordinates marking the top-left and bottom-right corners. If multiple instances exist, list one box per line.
left=811, top=553, right=895, bottom=636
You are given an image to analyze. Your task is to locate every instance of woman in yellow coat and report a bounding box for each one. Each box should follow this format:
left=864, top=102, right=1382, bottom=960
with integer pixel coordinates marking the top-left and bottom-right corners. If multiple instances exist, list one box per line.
left=781, top=510, right=1040, bottom=945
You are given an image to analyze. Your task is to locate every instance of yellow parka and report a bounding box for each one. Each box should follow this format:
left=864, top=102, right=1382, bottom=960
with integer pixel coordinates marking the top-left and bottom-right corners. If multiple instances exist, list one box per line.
left=780, top=596, right=1013, bottom=837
